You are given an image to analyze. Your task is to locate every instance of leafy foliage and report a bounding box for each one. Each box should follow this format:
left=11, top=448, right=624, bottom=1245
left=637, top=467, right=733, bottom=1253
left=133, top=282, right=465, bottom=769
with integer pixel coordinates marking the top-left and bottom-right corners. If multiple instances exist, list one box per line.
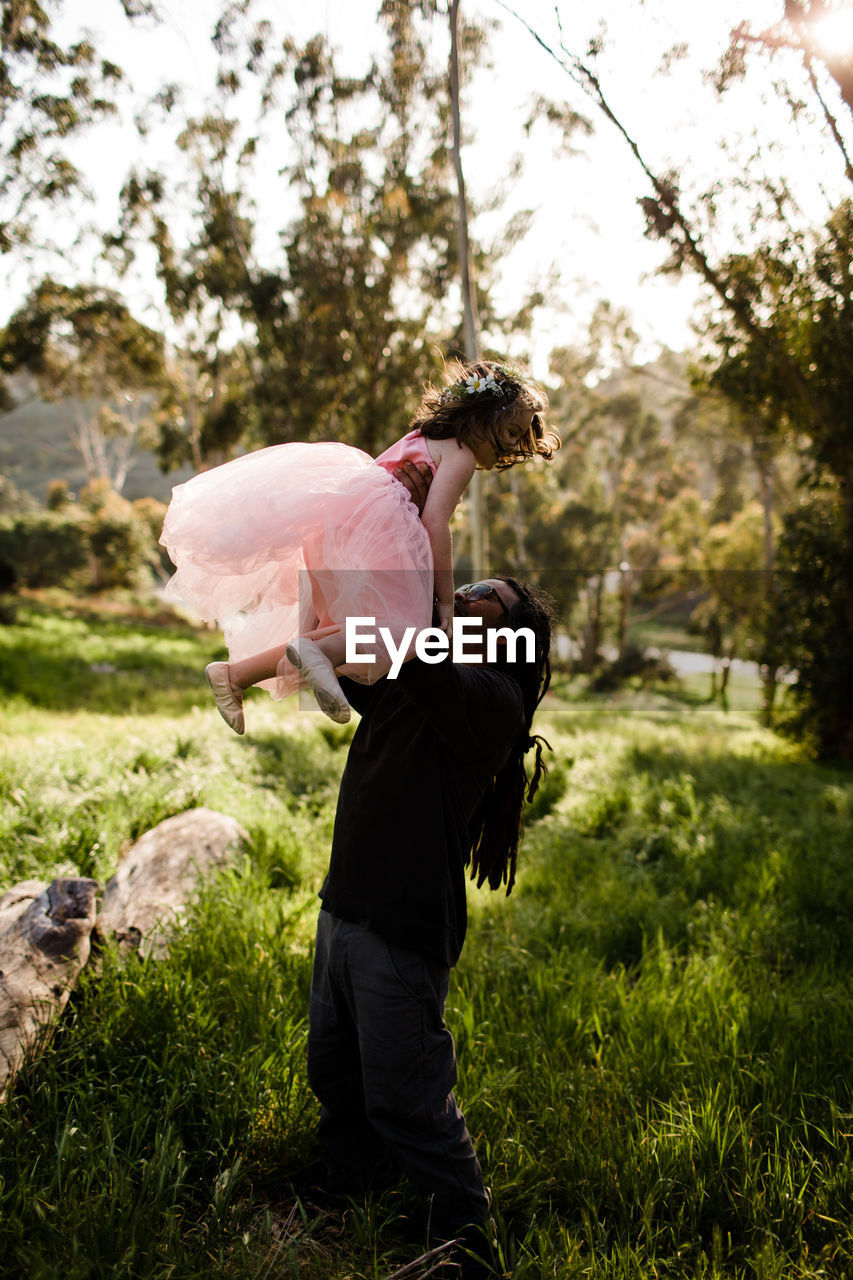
left=0, top=280, right=166, bottom=491
left=706, top=202, right=853, bottom=754
left=248, top=24, right=458, bottom=456
left=0, top=0, right=126, bottom=253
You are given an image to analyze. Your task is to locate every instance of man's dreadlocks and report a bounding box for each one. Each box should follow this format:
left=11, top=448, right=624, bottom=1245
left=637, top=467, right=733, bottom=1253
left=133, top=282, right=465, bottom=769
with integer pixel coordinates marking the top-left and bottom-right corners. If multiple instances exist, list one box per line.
left=466, top=577, right=556, bottom=896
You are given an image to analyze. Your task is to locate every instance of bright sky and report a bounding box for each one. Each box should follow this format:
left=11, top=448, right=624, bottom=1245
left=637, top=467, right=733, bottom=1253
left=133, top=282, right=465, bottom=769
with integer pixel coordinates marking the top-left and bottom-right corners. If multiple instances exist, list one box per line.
left=12, top=0, right=853, bottom=369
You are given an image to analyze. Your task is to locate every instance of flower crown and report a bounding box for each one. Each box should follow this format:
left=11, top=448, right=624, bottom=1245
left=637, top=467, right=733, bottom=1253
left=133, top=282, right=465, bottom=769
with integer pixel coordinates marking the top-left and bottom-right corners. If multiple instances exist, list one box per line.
left=438, top=365, right=521, bottom=405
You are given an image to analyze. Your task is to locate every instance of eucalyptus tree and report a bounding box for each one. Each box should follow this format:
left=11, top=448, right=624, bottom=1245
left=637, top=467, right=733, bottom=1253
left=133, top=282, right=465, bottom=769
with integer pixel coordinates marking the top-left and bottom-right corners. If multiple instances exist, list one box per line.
left=484, top=2, right=850, bottom=466
left=0, top=0, right=138, bottom=258
left=248, top=11, right=460, bottom=457
left=110, top=119, right=261, bottom=471
left=0, top=0, right=148, bottom=414
left=108, top=1, right=494, bottom=468
left=705, top=203, right=853, bottom=753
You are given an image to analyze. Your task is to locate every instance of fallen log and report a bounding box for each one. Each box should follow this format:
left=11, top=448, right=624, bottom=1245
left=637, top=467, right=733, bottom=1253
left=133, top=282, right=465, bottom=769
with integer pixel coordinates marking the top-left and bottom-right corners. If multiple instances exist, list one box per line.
left=96, top=807, right=247, bottom=959
left=0, top=809, right=248, bottom=1097
left=0, top=877, right=99, bottom=1098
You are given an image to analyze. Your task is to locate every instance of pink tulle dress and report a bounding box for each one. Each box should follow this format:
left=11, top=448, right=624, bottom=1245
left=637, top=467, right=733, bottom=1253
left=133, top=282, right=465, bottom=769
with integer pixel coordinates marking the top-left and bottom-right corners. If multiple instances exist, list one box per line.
left=159, top=431, right=436, bottom=696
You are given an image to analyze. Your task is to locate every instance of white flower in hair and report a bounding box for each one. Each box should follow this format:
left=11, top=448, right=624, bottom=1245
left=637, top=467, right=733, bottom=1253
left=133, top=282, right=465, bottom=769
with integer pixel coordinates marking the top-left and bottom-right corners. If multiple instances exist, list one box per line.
left=466, top=372, right=499, bottom=395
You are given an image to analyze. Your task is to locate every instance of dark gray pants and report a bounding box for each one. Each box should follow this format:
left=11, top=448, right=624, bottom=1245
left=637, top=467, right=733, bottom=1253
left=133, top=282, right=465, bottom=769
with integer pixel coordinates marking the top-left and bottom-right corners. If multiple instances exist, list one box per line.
left=307, top=911, right=488, bottom=1239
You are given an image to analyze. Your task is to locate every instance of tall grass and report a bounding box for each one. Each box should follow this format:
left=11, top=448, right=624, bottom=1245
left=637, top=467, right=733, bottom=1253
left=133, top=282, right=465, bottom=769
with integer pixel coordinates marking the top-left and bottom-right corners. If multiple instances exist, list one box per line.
left=0, top=595, right=851, bottom=1278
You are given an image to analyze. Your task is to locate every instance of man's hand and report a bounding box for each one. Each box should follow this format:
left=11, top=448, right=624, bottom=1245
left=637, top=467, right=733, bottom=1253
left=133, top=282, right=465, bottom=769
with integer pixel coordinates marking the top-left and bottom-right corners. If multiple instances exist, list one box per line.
left=393, top=461, right=433, bottom=515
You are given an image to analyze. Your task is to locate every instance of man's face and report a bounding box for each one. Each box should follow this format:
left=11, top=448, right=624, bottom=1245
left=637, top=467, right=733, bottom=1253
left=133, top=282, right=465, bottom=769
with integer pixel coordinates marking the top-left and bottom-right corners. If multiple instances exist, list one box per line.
left=453, top=579, right=519, bottom=631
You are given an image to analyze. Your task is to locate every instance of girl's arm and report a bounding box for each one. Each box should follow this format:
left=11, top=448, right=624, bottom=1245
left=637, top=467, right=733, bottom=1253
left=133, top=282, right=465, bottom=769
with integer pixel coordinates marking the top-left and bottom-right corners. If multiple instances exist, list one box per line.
left=418, top=443, right=477, bottom=630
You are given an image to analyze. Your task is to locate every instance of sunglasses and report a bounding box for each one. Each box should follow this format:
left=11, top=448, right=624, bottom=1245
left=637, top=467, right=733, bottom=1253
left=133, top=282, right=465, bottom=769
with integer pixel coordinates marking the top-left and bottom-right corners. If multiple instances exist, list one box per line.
left=456, top=583, right=509, bottom=616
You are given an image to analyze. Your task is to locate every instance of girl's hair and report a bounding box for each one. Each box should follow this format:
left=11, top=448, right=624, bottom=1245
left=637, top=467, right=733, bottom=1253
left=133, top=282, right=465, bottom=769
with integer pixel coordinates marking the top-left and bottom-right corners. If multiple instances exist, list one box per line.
left=410, top=359, right=559, bottom=469
left=466, top=577, right=557, bottom=896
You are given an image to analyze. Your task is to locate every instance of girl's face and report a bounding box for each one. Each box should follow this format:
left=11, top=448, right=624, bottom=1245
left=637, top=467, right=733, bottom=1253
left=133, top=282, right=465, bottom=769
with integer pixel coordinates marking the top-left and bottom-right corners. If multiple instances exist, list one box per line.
left=471, top=407, right=539, bottom=470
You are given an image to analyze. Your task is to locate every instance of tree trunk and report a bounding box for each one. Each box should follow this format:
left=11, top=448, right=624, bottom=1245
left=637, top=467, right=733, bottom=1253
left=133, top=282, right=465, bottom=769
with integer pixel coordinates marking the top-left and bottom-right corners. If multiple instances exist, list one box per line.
left=449, top=0, right=484, bottom=575
left=760, top=663, right=779, bottom=722
left=617, top=563, right=632, bottom=661
left=755, top=449, right=780, bottom=727
left=719, top=647, right=733, bottom=713
left=509, top=468, right=528, bottom=571
left=706, top=613, right=723, bottom=703
left=836, top=480, right=853, bottom=756
left=581, top=573, right=604, bottom=672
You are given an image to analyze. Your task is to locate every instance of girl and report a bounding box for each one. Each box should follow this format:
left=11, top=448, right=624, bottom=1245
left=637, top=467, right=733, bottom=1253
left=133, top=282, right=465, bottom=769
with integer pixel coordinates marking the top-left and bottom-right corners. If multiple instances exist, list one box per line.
left=159, top=359, right=558, bottom=731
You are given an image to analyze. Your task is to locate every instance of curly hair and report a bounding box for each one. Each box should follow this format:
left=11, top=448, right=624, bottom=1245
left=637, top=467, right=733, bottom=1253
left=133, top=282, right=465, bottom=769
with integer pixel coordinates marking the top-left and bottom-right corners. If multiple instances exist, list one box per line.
left=465, top=577, right=557, bottom=896
left=410, top=359, right=559, bottom=470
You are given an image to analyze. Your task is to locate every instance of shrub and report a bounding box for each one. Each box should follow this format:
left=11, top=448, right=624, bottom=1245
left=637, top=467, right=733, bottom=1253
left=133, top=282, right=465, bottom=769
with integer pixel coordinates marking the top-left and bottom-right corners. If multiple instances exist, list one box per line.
left=0, top=495, right=159, bottom=592
left=0, top=510, right=90, bottom=589
left=45, top=478, right=74, bottom=510
left=590, top=642, right=677, bottom=692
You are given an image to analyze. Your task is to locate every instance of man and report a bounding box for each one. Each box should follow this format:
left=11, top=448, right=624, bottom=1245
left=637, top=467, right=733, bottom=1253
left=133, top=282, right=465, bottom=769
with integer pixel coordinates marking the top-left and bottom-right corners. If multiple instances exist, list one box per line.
left=305, top=477, right=554, bottom=1278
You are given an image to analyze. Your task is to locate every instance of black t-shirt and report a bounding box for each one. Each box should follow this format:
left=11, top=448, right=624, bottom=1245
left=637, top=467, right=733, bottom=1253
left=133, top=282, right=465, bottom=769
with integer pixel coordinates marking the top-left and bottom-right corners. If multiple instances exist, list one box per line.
left=319, top=657, right=525, bottom=966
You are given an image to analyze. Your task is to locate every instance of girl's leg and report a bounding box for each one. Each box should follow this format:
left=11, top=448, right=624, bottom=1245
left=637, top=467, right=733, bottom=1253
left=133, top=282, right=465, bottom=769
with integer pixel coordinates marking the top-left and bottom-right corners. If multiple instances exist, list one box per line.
left=228, top=644, right=290, bottom=691
left=207, top=634, right=350, bottom=735
left=229, top=633, right=347, bottom=691
left=284, top=633, right=350, bottom=724
left=314, top=632, right=347, bottom=668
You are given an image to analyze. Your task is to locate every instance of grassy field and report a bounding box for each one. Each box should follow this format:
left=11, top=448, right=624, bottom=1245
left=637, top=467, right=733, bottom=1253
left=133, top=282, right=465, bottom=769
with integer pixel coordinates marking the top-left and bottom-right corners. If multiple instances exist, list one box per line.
left=0, top=594, right=851, bottom=1279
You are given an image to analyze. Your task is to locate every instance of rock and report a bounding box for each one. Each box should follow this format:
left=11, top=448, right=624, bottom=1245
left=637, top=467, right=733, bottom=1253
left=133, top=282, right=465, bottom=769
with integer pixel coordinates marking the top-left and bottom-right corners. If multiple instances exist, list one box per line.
left=0, top=877, right=100, bottom=1097
left=96, top=807, right=247, bottom=959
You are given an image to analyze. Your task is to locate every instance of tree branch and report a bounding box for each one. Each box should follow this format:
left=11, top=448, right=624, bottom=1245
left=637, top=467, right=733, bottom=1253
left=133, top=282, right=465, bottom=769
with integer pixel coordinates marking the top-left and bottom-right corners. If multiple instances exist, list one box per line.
left=803, top=50, right=853, bottom=184
left=492, top=0, right=834, bottom=437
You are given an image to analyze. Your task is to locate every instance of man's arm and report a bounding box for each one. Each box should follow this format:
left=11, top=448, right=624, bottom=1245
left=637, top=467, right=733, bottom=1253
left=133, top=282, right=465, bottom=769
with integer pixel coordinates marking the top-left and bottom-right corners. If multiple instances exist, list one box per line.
left=392, top=458, right=440, bottom=625
left=393, top=460, right=433, bottom=514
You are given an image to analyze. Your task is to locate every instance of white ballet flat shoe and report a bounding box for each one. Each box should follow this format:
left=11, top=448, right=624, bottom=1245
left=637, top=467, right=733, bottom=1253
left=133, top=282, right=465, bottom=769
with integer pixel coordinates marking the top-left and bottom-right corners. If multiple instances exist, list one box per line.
left=205, top=662, right=245, bottom=735
left=285, top=639, right=351, bottom=724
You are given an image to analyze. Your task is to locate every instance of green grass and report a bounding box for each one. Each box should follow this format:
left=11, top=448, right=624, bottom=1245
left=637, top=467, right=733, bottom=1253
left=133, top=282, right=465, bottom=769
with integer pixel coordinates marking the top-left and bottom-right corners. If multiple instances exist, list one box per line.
left=0, top=595, right=851, bottom=1278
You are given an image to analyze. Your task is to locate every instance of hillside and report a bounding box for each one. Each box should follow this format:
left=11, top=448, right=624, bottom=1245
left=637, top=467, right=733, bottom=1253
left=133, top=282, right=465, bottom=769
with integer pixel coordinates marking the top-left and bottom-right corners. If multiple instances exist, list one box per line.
left=0, top=385, right=194, bottom=504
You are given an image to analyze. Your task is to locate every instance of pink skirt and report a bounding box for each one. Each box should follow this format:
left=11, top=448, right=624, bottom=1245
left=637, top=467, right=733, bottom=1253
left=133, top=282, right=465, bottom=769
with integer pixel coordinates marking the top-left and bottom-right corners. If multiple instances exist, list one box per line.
left=159, top=442, right=434, bottom=696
